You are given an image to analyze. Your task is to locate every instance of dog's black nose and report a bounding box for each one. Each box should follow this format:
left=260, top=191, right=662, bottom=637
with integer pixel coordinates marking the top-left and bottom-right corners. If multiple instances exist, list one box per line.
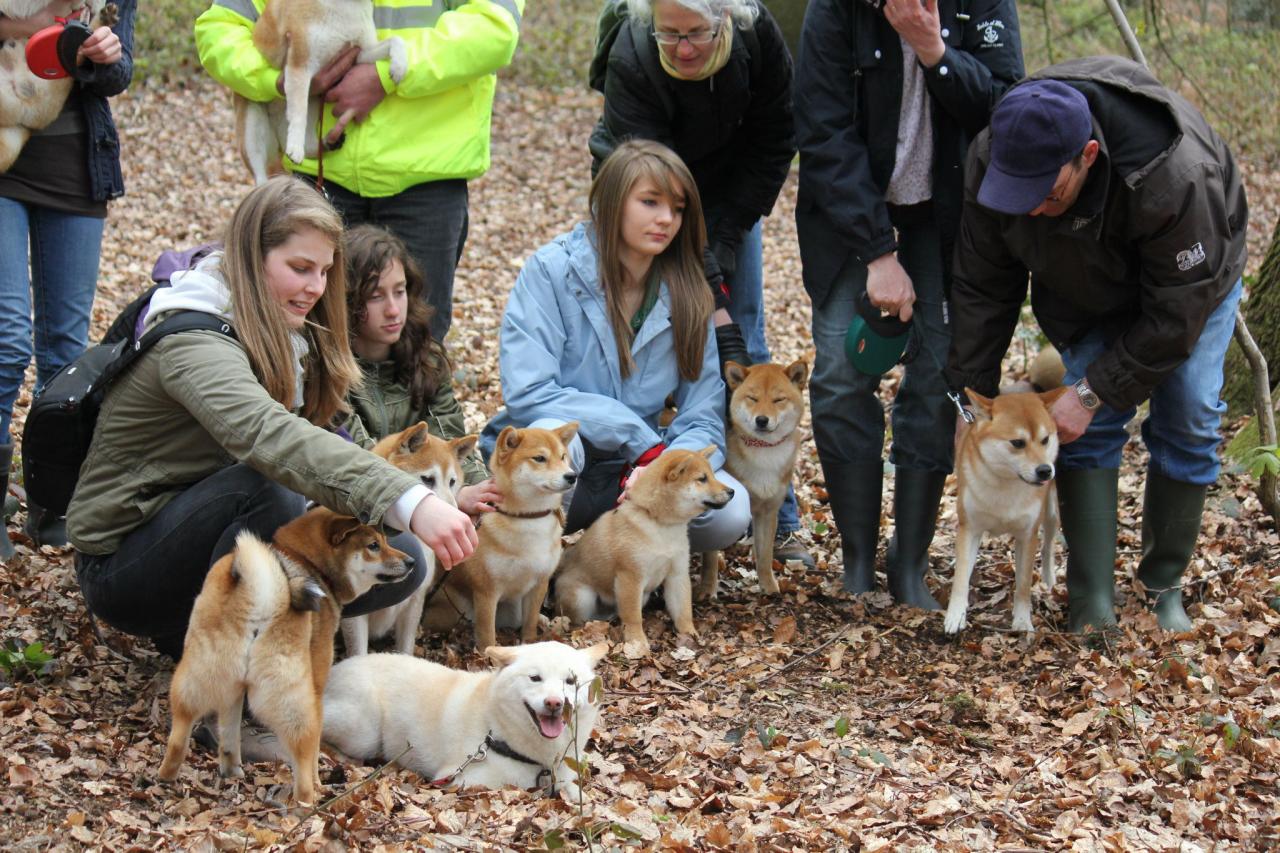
left=564, top=472, right=578, bottom=485
left=403, top=555, right=415, bottom=569
left=1035, top=464, right=1053, bottom=482
left=724, top=487, right=735, bottom=500
left=754, top=415, right=770, bottom=430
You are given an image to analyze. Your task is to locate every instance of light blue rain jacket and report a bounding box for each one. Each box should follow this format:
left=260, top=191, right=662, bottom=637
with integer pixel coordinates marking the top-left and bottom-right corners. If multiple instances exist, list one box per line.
left=482, top=223, right=726, bottom=467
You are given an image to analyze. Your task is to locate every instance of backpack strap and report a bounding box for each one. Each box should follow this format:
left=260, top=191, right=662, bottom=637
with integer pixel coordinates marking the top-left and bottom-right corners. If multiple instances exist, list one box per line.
left=629, top=17, right=677, bottom=118
left=98, top=312, right=237, bottom=391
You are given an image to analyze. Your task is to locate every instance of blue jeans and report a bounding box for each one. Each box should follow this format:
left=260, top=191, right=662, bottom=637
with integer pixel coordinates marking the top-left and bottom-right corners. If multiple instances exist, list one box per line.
left=1058, top=279, right=1243, bottom=485
left=324, top=178, right=468, bottom=343
left=730, top=220, right=801, bottom=534
left=810, top=219, right=953, bottom=473
left=0, top=198, right=104, bottom=440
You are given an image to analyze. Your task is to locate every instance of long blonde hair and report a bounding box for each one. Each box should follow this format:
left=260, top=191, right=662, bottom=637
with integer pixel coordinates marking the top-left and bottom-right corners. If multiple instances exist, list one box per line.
left=590, top=140, right=712, bottom=381
left=221, top=177, right=358, bottom=426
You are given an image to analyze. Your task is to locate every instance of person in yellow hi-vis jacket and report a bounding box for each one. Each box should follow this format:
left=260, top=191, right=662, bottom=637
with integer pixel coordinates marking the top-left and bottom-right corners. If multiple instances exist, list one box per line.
left=195, top=0, right=523, bottom=341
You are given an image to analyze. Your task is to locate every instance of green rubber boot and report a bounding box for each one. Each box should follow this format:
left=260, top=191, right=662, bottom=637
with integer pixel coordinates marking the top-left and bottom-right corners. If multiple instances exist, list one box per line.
left=884, top=468, right=945, bottom=611
left=1136, top=471, right=1207, bottom=632
left=1, top=443, right=15, bottom=560
left=1057, top=468, right=1120, bottom=632
left=820, top=459, right=884, bottom=594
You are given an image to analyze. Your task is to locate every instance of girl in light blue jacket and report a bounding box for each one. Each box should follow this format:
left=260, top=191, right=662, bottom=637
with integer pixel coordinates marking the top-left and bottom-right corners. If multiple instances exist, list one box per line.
left=483, top=140, right=749, bottom=550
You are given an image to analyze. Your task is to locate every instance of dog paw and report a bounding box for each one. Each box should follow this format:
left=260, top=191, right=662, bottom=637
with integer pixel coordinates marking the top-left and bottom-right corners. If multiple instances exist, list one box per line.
left=285, top=141, right=306, bottom=165
left=1011, top=610, right=1034, bottom=633
left=388, top=39, right=408, bottom=83
left=943, top=608, right=967, bottom=635
left=621, top=638, right=650, bottom=659
left=218, top=764, right=245, bottom=780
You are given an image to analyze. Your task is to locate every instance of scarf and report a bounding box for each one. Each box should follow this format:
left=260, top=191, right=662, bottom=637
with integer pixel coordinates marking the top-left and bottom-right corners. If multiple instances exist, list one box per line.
left=657, top=16, right=734, bottom=82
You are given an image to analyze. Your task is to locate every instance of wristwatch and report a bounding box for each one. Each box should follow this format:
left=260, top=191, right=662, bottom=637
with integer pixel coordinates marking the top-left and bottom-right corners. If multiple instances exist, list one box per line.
left=1073, top=378, right=1101, bottom=411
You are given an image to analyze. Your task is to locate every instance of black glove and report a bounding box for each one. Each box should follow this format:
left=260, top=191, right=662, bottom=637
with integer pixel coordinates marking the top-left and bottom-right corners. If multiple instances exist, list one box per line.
left=715, top=322, right=751, bottom=371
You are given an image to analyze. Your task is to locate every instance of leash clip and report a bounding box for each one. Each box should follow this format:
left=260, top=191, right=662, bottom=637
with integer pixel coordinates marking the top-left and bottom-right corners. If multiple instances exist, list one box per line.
left=948, top=391, right=976, bottom=424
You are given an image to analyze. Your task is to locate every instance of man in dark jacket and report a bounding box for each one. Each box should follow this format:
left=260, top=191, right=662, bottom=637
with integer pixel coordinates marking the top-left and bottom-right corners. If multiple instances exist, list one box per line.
left=590, top=0, right=807, bottom=563
left=795, top=0, right=1022, bottom=606
left=946, top=56, right=1248, bottom=632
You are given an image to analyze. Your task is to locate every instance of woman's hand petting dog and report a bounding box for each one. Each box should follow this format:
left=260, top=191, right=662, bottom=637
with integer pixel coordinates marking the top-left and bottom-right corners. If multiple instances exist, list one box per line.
left=457, top=478, right=502, bottom=518
left=411, top=493, right=478, bottom=570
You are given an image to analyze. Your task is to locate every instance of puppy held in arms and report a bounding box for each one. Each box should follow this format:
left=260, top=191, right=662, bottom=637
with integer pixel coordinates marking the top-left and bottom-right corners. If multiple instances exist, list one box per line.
left=945, top=388, right=1068, bottom=635
left=236, top=0, right=407, bottom=183
left=157, top=507, right=412, bottom=807
left=0, top=0, right=113, bottom=172
left=322, top=641, right=609, bottom=798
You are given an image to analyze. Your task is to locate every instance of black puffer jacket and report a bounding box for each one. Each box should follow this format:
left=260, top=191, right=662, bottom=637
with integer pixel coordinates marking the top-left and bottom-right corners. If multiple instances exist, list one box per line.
left=588, top=4, right=795, bottom=287
left=794, top=0, right=1023, bottom=306
left=946, top=56, right=1249, bottom=411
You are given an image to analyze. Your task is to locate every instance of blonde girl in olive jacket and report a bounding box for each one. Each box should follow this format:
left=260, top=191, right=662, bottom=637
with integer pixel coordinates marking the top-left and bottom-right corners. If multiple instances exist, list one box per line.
left=343, top=225, right=499, bottom=516
left=69, top=178, right=476, bottom=658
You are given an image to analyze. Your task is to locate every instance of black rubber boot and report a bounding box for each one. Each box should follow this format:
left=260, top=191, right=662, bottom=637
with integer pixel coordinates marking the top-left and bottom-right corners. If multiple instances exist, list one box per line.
left=24, top=501, right=68, bottom=548
left=1057, top=468, right=1120, bottom=632
left=1136, top=471, right=1207, bottom=632
left=884, top=468, right=945, bottom=610
left=820, top=459, right=883, bottom=594
left=1, top=443, right=15, bottom=560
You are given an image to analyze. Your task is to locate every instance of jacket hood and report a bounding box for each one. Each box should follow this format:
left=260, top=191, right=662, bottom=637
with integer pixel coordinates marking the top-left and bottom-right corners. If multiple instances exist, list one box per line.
left=146, top=252, right=235, bottom=331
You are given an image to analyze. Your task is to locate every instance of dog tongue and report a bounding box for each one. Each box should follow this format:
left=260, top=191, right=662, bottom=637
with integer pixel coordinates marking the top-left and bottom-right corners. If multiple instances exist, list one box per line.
left=537, top=711, right=566, bottom=739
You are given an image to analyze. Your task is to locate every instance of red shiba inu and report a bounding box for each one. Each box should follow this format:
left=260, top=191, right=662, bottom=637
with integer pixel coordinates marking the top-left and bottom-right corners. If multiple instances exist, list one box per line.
left=424, top=423, right=579, bottom=651
left=944, top=388, right=1069, bottom=635
left=158, top=507, right=412, bottom=806
left=340, top=423, right=476, bottom=656
left=697, top=360, right=808, bottom=600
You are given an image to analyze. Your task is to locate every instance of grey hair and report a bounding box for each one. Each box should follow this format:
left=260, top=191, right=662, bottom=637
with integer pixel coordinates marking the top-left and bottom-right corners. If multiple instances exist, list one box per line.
left=627, top=0, right=760, bottom=29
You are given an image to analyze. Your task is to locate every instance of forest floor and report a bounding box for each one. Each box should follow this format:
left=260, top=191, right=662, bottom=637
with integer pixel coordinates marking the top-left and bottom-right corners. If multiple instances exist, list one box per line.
left=1, top=77, right=1278, bottom=851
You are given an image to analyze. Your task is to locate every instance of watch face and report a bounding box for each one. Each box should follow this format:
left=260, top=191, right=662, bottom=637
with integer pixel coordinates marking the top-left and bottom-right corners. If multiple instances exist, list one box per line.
left=1075, top=381, right=1100, bottom=410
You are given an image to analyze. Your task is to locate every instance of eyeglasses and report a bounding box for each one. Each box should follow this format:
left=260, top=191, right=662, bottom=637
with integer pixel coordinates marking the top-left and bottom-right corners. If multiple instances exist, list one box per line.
left=653, top=26, right=720, bottom=47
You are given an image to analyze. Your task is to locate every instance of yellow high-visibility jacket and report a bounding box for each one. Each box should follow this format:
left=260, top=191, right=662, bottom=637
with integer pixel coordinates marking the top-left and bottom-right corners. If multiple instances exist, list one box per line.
left=195, top=0, right=523, bottom=197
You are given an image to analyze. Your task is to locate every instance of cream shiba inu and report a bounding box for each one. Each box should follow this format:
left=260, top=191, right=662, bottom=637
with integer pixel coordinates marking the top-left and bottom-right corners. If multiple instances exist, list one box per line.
left=322, top=641, right=608, bottom=797
left=236, top=0, right=408, bottom=183
left=0, top=0, right=111, bottom=171
left=944, top=388, right=1069, bottom=635
left=158, top=507, right=412, bottom=806
left=424, top=423, right=579, bottom=651
left=340, top=423, right=476, bottom=656
left=697, top=360, right=808, bottom=600
left=556, top=447, right=733, bottom=655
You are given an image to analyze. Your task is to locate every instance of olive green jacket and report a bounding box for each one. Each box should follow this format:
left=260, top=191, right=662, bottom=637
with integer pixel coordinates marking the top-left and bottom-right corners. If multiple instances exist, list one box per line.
left=348, top=357, right=489, bottom=485
left=68, top=330, right=421, bottom=555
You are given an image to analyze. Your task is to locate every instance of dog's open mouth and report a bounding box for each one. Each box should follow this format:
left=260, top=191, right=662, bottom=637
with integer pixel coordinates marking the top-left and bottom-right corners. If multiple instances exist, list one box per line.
left=526, top=702, right=568, bottom=739
left=376, top=563, right=411, bottom=582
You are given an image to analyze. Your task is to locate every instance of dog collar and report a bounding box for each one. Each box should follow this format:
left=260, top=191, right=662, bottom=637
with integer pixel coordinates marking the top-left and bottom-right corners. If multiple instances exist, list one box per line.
left=429, top=731, right=552, bottom=791
left=494, top=507, right=559, bottom=520
left=737, top=432, right=790, bottom=448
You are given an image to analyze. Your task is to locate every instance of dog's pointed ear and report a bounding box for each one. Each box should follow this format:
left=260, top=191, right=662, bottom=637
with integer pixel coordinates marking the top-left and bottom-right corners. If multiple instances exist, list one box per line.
left=328, top=515, right=366, bottom=546
left=401, top=422, right=430, bottom=454
left=698, top=445, right=716, bottom=460
left=497, top=426, right=521, bottom=454
left=666, top=454, right=689, bottom=482
left=583, top=642, right=610, bottom=665
left=451, top=434, right=479, bottom=463
left=786, top=359, right=809, bottom=390
left=555, top=421, right=580, bottom=446
left=1038, top=385, right=1071, bottom=408
left=723, top=361, right=748, bottom=389
left=486, top=646, right=519, bottom=668
left=964, top=387, right=995, bottom=420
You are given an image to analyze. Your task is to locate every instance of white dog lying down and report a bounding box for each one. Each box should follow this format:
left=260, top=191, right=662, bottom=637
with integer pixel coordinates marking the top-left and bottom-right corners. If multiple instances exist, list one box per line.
left=322, top=642, right=608, bottom=797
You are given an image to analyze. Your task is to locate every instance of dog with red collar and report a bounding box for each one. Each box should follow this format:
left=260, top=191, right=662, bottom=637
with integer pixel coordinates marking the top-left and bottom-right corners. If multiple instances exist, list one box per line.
left=696, top=359, right=809, bottom=601
left=0, top=0, right=117, bottom=171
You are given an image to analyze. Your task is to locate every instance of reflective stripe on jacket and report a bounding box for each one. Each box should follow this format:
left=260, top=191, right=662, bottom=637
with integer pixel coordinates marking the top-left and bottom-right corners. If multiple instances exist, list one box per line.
left=194, top=0, right=522, bottom=196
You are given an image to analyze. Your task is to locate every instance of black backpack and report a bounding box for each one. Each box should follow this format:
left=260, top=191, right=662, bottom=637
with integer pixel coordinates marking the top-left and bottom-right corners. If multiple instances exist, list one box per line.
left=22, top=248, right=236, bottom=519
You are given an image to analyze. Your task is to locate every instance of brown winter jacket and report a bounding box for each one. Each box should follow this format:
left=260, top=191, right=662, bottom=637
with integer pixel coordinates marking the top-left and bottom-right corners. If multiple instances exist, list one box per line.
left=946, top=56, right=1248, bottom=410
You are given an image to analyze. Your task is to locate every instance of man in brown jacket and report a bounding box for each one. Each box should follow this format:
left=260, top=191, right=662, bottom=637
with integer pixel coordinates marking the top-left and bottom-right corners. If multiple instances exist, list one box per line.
left=946, top=56, right=1248, bottom=633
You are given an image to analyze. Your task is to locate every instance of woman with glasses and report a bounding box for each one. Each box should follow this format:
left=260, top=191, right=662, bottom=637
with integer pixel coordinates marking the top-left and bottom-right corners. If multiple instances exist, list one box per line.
left=588, top=0, right=806, bottom=566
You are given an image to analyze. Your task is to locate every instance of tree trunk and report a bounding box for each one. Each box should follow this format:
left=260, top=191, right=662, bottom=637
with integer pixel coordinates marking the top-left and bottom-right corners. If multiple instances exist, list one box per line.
left=1223, top=216, right=1280, bottom=415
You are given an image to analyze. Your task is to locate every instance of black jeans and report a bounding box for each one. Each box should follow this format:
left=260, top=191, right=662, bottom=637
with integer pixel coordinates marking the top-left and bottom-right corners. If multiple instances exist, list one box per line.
left=325, top=178, right=469, bottom=342
left=75, top=464, right=426, bottom=653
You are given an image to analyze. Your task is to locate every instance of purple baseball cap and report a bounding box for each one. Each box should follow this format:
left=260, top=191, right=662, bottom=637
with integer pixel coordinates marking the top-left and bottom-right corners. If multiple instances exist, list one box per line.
left=978, top=80, right=1093, bottom=215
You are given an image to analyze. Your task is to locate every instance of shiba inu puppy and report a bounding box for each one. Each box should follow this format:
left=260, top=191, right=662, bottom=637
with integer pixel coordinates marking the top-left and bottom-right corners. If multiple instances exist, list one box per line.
left=944, top=388, right=1069, bottom=635
left=236, top=0, right=408, bottom=183
left=322, top=641, right=608, bottom=797
left=697, top=360, right=808, bottom=600
left=158, top=507, right=412, bottom=806
left=556, top=447, right=733, bottom=655
left=0, top=0, right=110, bottom=171
left=424, top=423, right=579, bottom=650
left=340, top=423, right=476, bottom=656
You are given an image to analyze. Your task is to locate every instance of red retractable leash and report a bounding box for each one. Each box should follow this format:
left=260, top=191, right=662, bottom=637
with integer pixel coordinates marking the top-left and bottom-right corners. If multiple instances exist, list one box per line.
left=25, top=7, right=98, bottom=83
